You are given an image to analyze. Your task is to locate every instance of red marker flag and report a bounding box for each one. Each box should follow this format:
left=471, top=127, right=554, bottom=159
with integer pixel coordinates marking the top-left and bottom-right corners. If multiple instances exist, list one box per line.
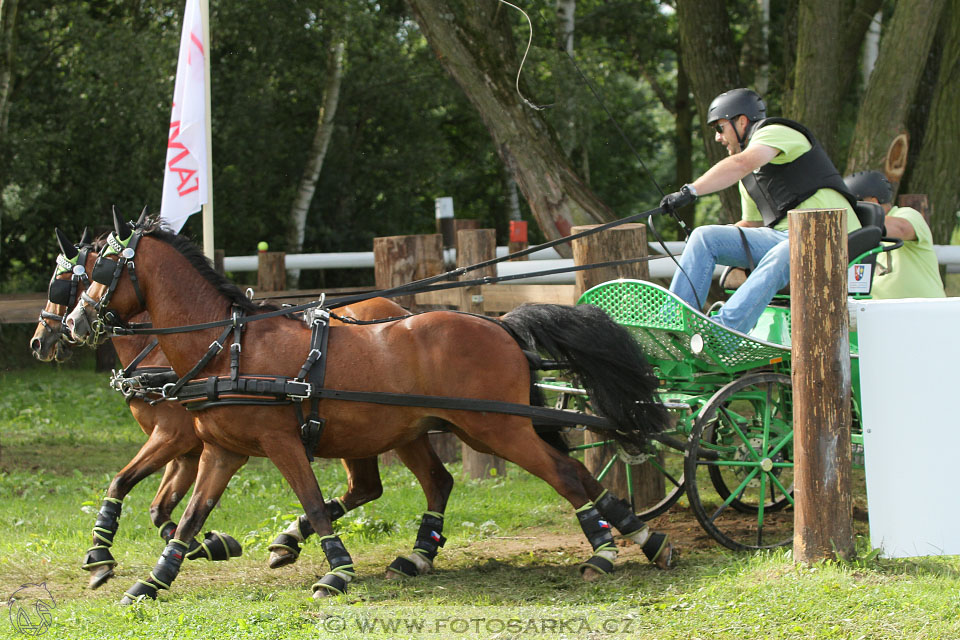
left=160, top=0, right=209, bottom=233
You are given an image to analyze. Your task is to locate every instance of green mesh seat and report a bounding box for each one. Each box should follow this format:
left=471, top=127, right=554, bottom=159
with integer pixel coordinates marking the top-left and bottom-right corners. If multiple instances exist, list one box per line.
left=577, top=280, right=792, bottom=377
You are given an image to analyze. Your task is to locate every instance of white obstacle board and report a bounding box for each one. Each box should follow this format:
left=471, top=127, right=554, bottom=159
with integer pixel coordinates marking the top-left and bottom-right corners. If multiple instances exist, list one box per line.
left=856, top=297, right=960, bottom=558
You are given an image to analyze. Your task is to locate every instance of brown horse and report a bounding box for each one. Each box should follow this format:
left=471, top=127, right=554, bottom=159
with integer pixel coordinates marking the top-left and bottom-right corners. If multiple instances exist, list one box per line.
left=33, top=228, right=452, bottom=589
left=66, top=214, right=671, bottom=603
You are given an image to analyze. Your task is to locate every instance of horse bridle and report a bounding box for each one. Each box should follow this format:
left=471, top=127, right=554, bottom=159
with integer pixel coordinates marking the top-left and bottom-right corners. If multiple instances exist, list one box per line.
left=41, top=247, right=94, bottom=345
left=81, top=227, right=147, bottom=342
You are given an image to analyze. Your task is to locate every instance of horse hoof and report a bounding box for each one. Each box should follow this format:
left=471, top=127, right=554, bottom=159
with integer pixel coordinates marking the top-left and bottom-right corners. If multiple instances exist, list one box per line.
left=88, top=566, right=115, bottom=590
left=221, top=532, right=243, bottom=558
left=384, top=569, right=403, bottom=580
left=581, top=566, right=604, bottom=582
left=311, top=588, right=333, bottom=600
left=119, top=595, right=135, bottom=606
left=268, top=550, right=297, bottom=569
left=654, top=542, right=674, bottom=570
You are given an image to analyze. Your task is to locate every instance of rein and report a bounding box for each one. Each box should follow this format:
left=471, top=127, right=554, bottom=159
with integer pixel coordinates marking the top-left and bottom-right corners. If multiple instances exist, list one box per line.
left=101, top=205, right=667, bottom=338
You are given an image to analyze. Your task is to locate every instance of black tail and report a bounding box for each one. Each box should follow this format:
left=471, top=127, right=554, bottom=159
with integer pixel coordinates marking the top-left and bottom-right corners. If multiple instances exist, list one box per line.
left=500, top=303, right=668, bottom=445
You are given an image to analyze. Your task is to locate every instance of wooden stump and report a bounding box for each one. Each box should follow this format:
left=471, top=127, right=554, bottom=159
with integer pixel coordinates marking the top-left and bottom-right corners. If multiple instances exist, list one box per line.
left=570, top=224, right=664, bottom=509
left=457, top=228, right=506, bottom=480
left=789, top=208, right=854, bottom=563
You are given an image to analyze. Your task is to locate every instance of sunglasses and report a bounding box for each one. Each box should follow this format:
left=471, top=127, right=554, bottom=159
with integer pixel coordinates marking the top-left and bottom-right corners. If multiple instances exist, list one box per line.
left=714, top=122, right=725, bottom=134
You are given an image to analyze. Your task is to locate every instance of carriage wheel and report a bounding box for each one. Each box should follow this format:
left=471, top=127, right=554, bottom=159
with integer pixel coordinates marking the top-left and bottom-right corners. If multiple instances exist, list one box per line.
left=684, top=372, right=795, bottom=551
left=557, top=392, right=686, bottom=520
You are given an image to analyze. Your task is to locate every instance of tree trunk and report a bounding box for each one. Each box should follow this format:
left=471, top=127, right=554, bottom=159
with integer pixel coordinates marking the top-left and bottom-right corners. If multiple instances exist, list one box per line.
left=789, top=0, right=882, bottom=159
left=845, top=0, right=947, bottom=175
left=907, top=0, right=960, bottom=244
left=286, top=38, right=345, bottom=287
left=673, top=55, right=694, bottom=231
left=405, top=0, right=614, bottom=256
left=675, top=0, right=743, bottom=223
left=0, top=0, right=17, bottom=141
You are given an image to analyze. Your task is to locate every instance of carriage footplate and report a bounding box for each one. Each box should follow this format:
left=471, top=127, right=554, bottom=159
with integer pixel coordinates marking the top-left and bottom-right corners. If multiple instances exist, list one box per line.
left=388, top=512, right=445, bottom=578
left=312, top=535, right=356, bottom=597
left=185, top=531, right=243, bottom=561
left=576, top=502, right=618, bottom=578
left=120, top=539, right=189, bottom=604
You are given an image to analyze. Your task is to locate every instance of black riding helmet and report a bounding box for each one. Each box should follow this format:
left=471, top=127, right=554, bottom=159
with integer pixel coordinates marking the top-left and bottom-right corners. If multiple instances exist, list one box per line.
left=843, top=170, right=893, bottom=204
left=706, top=88, right=766, bottom=148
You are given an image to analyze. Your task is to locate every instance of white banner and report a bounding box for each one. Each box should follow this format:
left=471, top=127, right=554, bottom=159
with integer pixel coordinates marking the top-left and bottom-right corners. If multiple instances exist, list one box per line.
left=160, top=0, right=208, bottom=234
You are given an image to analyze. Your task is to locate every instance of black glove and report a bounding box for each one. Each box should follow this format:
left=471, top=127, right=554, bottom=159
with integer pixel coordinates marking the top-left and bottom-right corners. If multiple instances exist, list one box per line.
left=660, top=185, right=698, bottom=213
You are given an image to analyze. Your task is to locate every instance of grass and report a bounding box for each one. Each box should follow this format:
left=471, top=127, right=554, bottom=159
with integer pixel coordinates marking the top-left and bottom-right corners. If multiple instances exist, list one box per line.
left=1, top=367, right=960, bottom=639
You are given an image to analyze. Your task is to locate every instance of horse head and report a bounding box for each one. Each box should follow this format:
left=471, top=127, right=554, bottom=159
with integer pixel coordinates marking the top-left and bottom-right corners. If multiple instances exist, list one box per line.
left=30, top=228, right=95, bottom=361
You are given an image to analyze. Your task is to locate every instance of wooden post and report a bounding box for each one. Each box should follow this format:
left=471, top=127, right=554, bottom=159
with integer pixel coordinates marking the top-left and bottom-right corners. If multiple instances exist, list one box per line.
left=789, top=208, right=854, bottom=563
left=257, top=251, right=286, bottom=292
left=457, top=228, right=507, bottom=480
left=373, top=234, right=444, bottom=311
left=571, top=223, right=664, bottom=509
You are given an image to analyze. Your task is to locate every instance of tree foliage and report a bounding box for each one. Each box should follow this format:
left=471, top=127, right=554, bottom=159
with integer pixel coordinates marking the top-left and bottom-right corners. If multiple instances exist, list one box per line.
left=0, top=0, right=956, bottom=292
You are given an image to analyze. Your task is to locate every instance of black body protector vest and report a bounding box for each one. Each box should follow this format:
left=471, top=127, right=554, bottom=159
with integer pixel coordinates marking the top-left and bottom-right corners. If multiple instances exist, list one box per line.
left=740, top=118, right=858, bottom=228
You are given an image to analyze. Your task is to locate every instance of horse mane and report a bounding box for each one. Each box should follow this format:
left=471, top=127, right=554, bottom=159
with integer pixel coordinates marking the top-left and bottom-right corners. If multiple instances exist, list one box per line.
left=136, top=216, right=280, bottom=314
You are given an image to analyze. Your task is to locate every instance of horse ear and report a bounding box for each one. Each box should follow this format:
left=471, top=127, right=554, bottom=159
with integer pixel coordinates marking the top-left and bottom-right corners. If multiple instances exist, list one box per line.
left=136, top=206, right=148, bottom=226
left=80, top=227, right=92, bottom=246
left=56, top=228, right=79, bottom=260
left=112, top=206, right=132, bottom=240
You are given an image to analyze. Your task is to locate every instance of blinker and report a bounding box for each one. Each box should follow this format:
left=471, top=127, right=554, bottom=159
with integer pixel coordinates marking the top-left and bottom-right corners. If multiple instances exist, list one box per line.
left=92, top=256, right=119, bottom=285
left=48, top=278, right=73, bottom=306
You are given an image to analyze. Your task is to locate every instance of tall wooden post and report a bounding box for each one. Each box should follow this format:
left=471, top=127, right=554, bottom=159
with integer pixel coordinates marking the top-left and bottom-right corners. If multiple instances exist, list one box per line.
left=789, top=208, right=855, bottom=562
left=571, top=223, right=664, bottom=509
left=257, top=251, right=286, bottom=292
left=373, top=234, right=444, bottom=311
left=457, top=228, right=507, bottom=480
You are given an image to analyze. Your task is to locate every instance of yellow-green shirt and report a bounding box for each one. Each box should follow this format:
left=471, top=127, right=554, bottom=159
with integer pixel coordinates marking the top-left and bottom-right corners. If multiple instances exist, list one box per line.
left=870, top=206, right=945, bottom=299
left=738, top=124, right=859, bottom=232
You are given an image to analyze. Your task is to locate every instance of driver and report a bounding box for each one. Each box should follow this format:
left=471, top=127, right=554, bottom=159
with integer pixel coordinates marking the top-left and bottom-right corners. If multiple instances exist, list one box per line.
left=843, top=170, right=945, bottom=299
left=659, top=88, right=860, bottom=333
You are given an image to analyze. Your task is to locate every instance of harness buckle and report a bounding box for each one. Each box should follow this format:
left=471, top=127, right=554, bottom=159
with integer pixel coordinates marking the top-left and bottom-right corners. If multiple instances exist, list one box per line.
left=209, top=340, right=224, bottom=353
left=288, top=381, right=313, bottom=399
left=161, top=382, right=178, bottom=398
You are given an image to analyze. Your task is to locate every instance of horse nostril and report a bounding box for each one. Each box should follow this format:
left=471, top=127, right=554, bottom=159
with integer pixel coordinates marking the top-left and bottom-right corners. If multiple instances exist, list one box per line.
left=30, top=337, right=42, bottom=353
left=65, top=316, right=75, bottom=335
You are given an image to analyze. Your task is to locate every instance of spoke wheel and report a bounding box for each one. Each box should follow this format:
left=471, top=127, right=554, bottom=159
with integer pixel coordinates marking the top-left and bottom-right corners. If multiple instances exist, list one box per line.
left=684, top=372, right=795, bottom=551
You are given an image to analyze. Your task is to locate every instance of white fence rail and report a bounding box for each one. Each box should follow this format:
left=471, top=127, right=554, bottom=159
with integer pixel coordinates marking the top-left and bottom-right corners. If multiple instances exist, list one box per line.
left=223, top=242, right=960, bottom=285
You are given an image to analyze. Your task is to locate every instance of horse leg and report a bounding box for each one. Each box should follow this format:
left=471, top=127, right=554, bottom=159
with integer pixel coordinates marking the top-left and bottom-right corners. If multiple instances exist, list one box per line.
left=268, top=456, right=383, bottom=569
left=151, top=453, right=243, bottom=564
left=258, top=435, right=357, bottom=598
left=571, top=458, right=673, bottom=569
left=119, top=442, right=248, bottom=604
left=385, top=434, right=454, bottom=579
left=454, top=417, right=621, bottom=581
left=82, top=431, right=198, bottom=590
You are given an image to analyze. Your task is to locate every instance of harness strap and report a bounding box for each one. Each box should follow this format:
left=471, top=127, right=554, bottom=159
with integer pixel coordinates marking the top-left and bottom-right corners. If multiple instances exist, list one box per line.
left=119, top=338, right=160, bottom=378
left=293, top=310, right=331, bottom=461
left=160, top=319, right=238, bottom=400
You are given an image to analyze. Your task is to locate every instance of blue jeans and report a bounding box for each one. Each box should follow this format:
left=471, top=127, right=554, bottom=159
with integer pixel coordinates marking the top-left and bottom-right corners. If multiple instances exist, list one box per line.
left=668, top=225, right=790, bottom=333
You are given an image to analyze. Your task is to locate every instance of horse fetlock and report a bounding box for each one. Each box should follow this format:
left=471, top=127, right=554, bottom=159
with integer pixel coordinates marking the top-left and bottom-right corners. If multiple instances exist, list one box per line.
left=579, top=545, right=618, bottom=580
left=157, top=521, right=177, bottom=542
left=185, top=531, right=242, bottom=561
left=82, top=545, right=117, bottom=571
left=642, top=533, right=673, bottom=570
left=129, top=538, right=188, bottom=602
left=312, top=535, right=354, bottom=596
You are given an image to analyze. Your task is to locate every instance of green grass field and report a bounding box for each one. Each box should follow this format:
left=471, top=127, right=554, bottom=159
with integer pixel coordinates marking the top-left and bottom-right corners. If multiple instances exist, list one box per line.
left=1, top=366, right=959, bottom=639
